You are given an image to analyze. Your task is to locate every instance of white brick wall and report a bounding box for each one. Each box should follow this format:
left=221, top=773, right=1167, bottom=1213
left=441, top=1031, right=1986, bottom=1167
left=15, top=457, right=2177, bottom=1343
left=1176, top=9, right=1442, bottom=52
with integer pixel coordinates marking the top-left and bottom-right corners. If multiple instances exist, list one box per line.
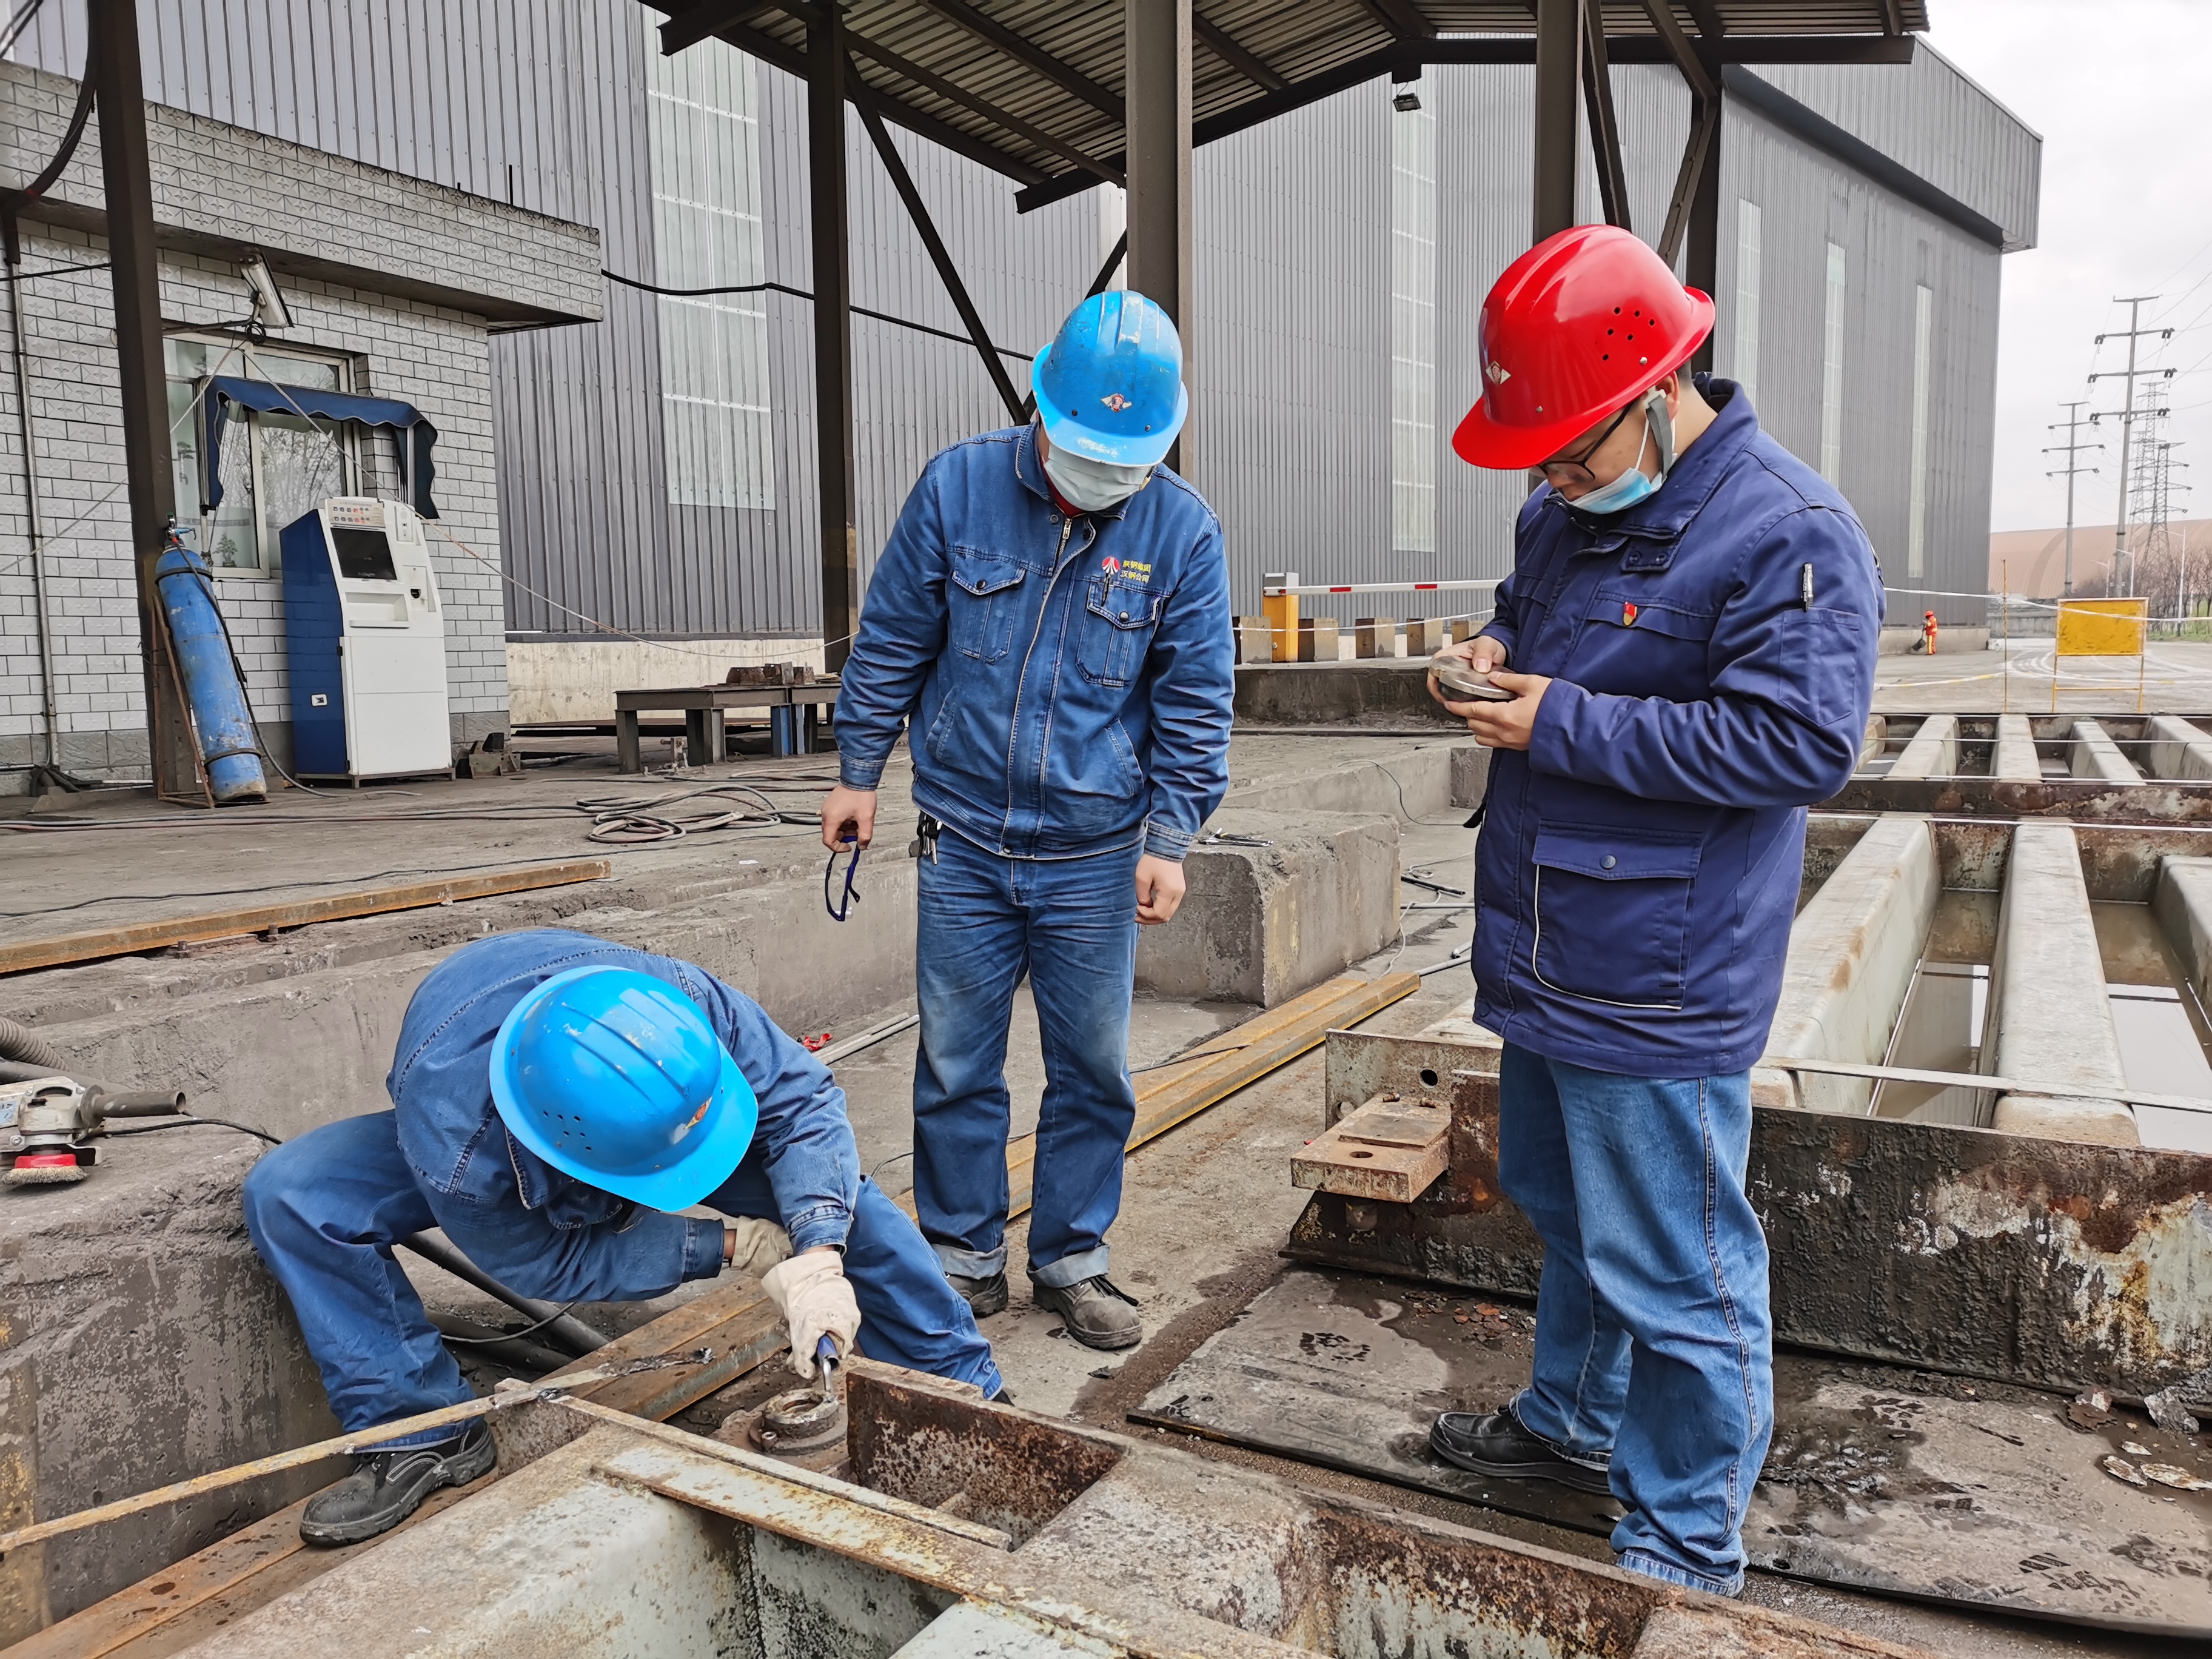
left=0, top=62, right=601, bottom=789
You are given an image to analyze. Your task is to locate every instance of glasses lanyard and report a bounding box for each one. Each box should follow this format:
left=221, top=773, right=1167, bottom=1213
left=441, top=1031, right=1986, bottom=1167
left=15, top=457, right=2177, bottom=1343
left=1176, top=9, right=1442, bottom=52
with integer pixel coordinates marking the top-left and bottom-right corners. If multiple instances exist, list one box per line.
left=824, top=842, right=862, bottom=922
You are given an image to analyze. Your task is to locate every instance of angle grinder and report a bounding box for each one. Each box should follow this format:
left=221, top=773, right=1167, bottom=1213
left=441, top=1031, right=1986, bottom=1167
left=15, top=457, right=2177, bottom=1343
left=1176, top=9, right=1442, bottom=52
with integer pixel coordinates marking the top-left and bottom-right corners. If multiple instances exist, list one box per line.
left=0, top=1073, right=189, bottom=1185
left=1429, top=651, right=1515, bottom=702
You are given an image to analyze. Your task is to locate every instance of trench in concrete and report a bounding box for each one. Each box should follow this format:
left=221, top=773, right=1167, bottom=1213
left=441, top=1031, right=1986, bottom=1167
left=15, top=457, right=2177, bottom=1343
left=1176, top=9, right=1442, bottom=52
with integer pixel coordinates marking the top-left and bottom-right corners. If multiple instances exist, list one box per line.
left=1775, top=815, right=2212, bottom=1151
left=1854, top=711, right=2212, bottom=782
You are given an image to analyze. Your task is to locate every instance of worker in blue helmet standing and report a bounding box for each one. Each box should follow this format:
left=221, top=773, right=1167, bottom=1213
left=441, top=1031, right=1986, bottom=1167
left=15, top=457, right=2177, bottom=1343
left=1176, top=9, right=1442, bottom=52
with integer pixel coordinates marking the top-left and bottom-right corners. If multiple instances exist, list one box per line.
left=821, top=292, right=1233, bottom=1350
left=243, top=927, right=1001, bottom=1546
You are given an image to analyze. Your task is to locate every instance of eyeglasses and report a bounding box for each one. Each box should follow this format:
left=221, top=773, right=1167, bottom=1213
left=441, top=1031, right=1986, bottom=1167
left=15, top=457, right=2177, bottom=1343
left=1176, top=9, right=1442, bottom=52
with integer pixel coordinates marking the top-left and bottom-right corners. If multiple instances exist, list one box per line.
left=1538, top=402, right=1638, bottom=489
left=824, top=842, right=862, bottom=922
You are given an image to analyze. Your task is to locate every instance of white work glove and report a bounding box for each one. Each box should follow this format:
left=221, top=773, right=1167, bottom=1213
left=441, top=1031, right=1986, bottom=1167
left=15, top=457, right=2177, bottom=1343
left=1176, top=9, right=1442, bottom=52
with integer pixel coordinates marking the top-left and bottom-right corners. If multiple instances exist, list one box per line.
left=761, top=1247, right=861, bottom=1381
left=720, top=1217, right=793, bottom=1278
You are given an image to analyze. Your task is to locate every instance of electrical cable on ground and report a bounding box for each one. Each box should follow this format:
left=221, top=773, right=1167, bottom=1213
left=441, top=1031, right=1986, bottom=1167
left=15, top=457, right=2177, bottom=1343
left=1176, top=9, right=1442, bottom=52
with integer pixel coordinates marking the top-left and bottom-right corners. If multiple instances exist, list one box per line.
left=433, top=1298, right=585, bottom=1347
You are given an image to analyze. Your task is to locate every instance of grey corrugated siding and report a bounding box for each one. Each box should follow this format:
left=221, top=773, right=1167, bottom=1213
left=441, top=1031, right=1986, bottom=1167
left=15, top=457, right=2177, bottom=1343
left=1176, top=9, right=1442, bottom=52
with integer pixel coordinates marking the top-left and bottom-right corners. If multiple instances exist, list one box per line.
left=11, top=7, right=2027, bottom=642
left=1757, top=45, right=2041, bottom=250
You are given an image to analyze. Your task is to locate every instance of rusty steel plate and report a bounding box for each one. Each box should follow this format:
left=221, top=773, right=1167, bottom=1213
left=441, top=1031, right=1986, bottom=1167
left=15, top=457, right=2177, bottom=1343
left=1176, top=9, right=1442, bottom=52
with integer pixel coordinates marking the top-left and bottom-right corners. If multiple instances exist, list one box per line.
left=1299, top=1035, right=2212, bottom=1399
left=1133, top=1267, right=2212, bottom=1635
left=1822, top=776, right=2212, bottom=822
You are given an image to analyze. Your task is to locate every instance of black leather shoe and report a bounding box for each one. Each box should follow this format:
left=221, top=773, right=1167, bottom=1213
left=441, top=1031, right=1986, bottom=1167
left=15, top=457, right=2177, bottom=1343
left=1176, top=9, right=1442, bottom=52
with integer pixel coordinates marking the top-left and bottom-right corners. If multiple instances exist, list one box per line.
left=1429, top=1409, right=1613, bottom=1494
left=300, top=1419, right=497, bottom=1546
left=948, top=1269, right=1010, bottom=1317
left=1029, top=1275, right=1142, bottom=1350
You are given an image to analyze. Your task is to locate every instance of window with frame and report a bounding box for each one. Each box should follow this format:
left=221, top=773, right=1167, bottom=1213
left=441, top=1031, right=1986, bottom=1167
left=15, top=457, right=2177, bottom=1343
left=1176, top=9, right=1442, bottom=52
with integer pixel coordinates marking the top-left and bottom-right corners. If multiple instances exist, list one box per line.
left=166, top=335, right=358, bottom=576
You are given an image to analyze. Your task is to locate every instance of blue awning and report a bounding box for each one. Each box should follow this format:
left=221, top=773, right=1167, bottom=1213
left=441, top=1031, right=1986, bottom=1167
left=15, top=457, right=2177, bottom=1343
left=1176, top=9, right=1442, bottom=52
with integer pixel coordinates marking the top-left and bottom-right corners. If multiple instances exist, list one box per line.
left=202, top=377, right=440, bottom=520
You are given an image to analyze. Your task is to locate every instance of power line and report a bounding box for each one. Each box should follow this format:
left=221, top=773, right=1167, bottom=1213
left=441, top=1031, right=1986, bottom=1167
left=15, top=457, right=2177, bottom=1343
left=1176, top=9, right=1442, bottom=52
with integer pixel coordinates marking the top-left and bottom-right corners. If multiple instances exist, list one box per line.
left=2088, top=295, right=2176, bottom=597
left=2042, top=400, right=2103, bottom=597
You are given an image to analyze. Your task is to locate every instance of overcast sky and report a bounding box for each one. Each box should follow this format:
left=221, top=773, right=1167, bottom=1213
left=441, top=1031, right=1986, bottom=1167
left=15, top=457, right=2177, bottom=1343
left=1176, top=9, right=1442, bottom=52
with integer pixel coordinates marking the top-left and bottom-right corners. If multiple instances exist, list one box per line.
left=1920, top=0, right=2212, bottom=534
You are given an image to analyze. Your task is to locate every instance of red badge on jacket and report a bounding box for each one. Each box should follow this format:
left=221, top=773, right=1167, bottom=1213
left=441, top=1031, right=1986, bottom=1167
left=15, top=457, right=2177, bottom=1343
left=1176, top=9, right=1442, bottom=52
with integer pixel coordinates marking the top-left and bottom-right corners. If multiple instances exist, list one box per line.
left=1622, top=602, right=1638, bottom=626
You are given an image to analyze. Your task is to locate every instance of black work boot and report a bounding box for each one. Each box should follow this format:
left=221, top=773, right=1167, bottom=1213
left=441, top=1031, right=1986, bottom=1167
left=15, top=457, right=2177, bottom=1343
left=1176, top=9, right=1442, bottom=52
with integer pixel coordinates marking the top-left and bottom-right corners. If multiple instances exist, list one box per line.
left=300, top=1419, right=497, bottom=1546
left=1429, top=1407, right=1613, bottom=1494
left=1030, top=1275, right=1142, bottom=1350
left=948, top=1269, right=1009, bottom=1317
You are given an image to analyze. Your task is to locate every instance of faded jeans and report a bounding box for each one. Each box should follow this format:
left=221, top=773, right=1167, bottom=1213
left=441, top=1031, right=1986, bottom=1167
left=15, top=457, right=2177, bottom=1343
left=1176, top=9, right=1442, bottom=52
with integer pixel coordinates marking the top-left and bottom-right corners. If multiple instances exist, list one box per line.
left=912, top=827, right=1140, bottom=1289
left=1495, top=1043, right=1774, bottom=1596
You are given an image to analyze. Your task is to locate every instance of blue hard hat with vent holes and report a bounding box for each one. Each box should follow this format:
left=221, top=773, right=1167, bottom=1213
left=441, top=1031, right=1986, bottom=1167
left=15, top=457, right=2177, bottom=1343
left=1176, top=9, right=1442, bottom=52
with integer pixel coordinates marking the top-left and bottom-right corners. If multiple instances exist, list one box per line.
left=488, top=966, right=757, bottom=1210
left=1031, top=290, right=1188, bottom=467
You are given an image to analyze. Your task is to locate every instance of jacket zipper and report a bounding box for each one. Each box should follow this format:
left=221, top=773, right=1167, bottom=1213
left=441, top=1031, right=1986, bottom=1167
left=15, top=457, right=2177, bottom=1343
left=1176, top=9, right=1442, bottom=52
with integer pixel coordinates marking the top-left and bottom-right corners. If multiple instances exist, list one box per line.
left=1002, top=514, right=1076, bottom=846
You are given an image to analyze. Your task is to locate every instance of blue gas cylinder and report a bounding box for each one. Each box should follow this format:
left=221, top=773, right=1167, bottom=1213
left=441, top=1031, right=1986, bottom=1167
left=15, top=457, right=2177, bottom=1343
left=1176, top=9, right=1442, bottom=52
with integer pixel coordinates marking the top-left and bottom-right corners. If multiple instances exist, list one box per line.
left=153, top=540, right=267, bottom=803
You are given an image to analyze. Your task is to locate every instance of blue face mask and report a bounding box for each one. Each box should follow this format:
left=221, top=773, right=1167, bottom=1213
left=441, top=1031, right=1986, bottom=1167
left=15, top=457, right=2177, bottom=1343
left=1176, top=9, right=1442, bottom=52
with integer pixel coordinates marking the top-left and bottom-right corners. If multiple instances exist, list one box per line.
left=1563, top=387, right=1677, bottom=517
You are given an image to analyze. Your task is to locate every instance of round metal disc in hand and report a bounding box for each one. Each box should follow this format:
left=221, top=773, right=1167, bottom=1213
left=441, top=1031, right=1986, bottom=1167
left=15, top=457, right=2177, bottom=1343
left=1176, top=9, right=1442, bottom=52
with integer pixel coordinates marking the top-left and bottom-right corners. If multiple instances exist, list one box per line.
left=1430, top=656, right=1513, bottom=701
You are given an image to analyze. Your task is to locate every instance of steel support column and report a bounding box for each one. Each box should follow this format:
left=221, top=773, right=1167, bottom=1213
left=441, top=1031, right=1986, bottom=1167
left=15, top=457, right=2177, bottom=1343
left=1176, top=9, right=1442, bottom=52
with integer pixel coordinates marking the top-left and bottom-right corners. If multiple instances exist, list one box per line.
left=1686, top=90, right=1723, bottom=374
left=87, top=0, right=190, bottom=794
left=1125, top=0, right=1191, bottom=474
left=806, top=7, right=858, bottom=671
left=1531, top=0, right=1581, bottom=242
left=1579, top=0, right=1630, bottom=232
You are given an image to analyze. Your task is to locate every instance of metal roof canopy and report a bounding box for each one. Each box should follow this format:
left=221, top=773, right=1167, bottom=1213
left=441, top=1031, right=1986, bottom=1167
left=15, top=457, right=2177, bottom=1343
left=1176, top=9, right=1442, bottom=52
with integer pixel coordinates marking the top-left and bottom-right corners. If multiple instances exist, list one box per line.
left=645, top=2, right=1929, bottom=663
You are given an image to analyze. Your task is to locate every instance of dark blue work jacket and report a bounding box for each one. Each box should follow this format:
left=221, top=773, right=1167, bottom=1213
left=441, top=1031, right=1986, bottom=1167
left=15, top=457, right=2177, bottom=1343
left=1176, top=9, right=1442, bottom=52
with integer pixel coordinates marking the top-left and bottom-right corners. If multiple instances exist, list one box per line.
left=386, top=930, right=857, bottom=1301
left=1472, top=380, right=1882, bottom=1078
left=833, top=423, right=1234, bottom=861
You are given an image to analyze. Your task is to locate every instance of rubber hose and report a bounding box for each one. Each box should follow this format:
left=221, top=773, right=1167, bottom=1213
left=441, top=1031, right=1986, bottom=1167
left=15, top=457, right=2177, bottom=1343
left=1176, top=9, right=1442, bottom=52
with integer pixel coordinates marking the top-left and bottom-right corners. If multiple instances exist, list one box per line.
left=0, top=1017, right=64, bottom=1073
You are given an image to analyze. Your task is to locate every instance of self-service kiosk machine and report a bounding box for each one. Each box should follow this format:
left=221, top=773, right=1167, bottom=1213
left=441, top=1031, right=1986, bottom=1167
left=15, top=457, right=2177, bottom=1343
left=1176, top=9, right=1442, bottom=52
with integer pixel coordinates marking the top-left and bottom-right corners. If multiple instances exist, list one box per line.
left=281, top=497, right=451, bottom=780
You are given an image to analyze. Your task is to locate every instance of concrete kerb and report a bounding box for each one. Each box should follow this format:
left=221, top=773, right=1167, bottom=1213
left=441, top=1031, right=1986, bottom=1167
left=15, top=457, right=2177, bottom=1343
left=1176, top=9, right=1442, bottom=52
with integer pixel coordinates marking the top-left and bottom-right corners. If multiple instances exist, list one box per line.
left=2141, top=716, right=2212, bottom=782
left=1983, top=821, right=2139, bottom=1146
left=2068, top=720, right=2143, bottom=784
left=1757, top=816, right=1940, bottom=1113
left=1886, top=715, right=1958, bottom=780
left=1991, top=714, right=2040, bottom=782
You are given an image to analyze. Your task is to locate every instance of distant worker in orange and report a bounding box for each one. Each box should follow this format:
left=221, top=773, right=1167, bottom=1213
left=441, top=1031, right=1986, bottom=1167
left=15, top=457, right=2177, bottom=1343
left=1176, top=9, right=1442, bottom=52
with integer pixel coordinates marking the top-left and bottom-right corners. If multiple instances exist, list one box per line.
left=1912, top=609, right=1939, bottom=654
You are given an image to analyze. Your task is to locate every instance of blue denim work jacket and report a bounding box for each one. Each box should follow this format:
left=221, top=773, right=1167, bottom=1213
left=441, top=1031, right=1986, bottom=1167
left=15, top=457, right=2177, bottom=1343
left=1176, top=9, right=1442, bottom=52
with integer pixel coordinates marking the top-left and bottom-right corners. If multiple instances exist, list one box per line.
left=833, top=424, right=1235, bottom=861
left=1472, top=380, right=1883, bottom=1078
left=387, top=930, right=858, bottom=1296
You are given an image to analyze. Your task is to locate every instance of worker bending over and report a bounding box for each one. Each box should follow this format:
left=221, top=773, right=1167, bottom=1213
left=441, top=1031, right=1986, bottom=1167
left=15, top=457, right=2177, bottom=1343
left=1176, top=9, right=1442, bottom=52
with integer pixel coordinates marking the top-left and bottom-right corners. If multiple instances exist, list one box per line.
left=1427, top=226, right=1881, bottom=1596
left=245, top=927, right=1000, bottom=1545
left=820, top=291, right=1234, bottom=1350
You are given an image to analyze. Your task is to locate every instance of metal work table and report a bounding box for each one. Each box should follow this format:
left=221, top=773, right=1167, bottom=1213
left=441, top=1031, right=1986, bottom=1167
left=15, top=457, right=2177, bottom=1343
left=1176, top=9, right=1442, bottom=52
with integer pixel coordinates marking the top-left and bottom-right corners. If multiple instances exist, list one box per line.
left=614, top=681, right=838, bottom=771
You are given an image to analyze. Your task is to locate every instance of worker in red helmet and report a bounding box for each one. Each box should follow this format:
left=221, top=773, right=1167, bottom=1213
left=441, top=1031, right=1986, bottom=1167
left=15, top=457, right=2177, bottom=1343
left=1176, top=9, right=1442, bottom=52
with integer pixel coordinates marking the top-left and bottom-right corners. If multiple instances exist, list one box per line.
left=1423, top=226, right=1883, bottom=1598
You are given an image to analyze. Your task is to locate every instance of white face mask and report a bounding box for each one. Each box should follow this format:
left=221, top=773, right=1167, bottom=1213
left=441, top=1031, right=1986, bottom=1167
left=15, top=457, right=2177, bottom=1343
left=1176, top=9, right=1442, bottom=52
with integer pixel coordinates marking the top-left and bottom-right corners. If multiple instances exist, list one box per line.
left=1042, top=440, right=1153, bottom=512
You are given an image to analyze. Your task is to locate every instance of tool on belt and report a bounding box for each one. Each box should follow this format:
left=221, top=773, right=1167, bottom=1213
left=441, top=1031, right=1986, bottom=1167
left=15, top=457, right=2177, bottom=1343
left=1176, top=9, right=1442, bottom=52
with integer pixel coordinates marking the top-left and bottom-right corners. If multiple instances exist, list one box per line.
left=908, top=812, right=942, bottom=863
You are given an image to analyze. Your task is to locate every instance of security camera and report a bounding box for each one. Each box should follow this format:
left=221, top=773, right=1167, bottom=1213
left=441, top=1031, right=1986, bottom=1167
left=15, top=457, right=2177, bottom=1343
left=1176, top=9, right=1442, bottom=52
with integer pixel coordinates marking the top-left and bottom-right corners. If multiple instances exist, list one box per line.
left=239, top=252, right=293, bottom=332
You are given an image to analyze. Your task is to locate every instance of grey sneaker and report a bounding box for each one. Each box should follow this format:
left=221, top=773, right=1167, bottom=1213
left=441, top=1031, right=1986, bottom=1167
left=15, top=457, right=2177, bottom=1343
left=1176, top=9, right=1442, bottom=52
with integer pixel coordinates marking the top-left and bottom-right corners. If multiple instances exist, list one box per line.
left=1030, top=1275, right=1142, bottom=1350
left=948, top=1269, right=1009, bottom=1317
left=300, top=1419, right=496, bottom=1546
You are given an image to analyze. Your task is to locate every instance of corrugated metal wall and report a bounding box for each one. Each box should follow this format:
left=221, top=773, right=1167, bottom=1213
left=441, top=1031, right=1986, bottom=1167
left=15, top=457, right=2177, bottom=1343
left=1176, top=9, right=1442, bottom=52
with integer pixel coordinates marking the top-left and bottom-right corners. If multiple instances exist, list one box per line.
left=8, top=8, right=2031, bottom=642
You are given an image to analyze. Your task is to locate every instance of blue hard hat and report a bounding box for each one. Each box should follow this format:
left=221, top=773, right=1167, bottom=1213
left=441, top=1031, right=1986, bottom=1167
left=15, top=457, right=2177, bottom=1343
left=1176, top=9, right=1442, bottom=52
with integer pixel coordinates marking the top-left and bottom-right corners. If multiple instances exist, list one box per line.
left=488, top=966, right=758, bottom=1211
left=1031, top=290, right=1188, bottom=467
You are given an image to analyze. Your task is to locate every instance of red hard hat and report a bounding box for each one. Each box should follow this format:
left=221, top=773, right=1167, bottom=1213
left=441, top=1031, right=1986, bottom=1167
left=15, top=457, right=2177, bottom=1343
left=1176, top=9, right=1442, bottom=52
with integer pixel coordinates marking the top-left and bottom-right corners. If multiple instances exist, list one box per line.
left=1452, top=224, right=1715, bottom=471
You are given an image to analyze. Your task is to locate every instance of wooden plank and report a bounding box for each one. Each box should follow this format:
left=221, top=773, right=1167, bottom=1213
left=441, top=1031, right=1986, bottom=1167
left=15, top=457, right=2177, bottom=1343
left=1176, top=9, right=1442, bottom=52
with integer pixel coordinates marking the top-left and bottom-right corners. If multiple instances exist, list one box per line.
left=913, top=972, right=1419, bottom=1225
left=1291, top=1092, right=1449, bottom=1203
left=0, top=860, right=613, bottom=977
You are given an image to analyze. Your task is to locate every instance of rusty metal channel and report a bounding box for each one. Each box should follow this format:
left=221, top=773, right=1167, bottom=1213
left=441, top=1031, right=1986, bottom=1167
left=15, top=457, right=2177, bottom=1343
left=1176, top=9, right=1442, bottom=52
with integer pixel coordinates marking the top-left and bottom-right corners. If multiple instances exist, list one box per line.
left=1294, top=1036, right=2212, bottom=1401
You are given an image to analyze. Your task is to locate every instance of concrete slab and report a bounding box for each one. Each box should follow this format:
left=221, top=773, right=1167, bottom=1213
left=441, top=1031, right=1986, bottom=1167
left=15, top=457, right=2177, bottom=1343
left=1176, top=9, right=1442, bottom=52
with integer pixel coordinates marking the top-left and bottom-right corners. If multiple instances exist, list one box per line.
left=1983, top=822, right=2139, bottom=1145
left=1990, top=714, right=2040, bottom=781
left=1135, top=813, right=1400, bottom=1007
left=1760, top=817, right=1939, bottom=1114
left=1232, top=659, right=1462, bottom=730
left=1885, top=716, right=1958, bottom=780
left=2141, top=714, right=2212, bottom=780
left=2068, top=719, right=2142, bottom=782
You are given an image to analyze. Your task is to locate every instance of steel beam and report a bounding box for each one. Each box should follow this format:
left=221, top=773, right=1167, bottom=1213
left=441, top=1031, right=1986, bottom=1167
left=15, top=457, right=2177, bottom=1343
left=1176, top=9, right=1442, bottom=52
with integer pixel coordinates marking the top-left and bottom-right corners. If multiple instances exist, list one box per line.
left=1530, top=0, right=1581, bottom=243
left=806, top=6, right=858, bottom=671
left=850, top=32, right=1122, bottom=186
left=1192, top=15, right=1285, bottom=92
left=1579, top=0, right=1631, bottom=233
left=659, top=0, right=775, bottom=56
left=1124, top=0, right=1192, bottom=472
left=912, top=0, right=1124, bottom=124
left=850, top=69, right=1027, bottom=425
left=1685, top=89, right=1721, bottom=371
left=87, top=0, right=192, bottom=797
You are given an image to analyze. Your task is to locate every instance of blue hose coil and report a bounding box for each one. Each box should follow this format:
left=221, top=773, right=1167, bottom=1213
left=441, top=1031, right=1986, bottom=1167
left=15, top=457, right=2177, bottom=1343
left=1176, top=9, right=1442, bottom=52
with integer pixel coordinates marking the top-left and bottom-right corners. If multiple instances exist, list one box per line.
left=153, top=541, right=267, bottom=803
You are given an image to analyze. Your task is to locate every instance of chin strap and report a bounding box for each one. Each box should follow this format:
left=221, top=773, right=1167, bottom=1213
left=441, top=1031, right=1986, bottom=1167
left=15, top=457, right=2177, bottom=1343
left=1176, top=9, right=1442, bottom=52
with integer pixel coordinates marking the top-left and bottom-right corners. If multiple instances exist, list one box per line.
left=1645, top=384, right=1678, bottom=476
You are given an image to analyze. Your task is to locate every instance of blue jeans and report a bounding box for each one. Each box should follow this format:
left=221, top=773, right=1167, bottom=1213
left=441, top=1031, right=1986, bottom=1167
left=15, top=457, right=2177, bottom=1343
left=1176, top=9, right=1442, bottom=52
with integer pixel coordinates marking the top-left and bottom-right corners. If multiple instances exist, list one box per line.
left=913, top=828, right=1139, bottom=1289
left=244, top=1111, right=1001, bottom=1445
left=1495, top=1044, right=1773, bottom=1597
